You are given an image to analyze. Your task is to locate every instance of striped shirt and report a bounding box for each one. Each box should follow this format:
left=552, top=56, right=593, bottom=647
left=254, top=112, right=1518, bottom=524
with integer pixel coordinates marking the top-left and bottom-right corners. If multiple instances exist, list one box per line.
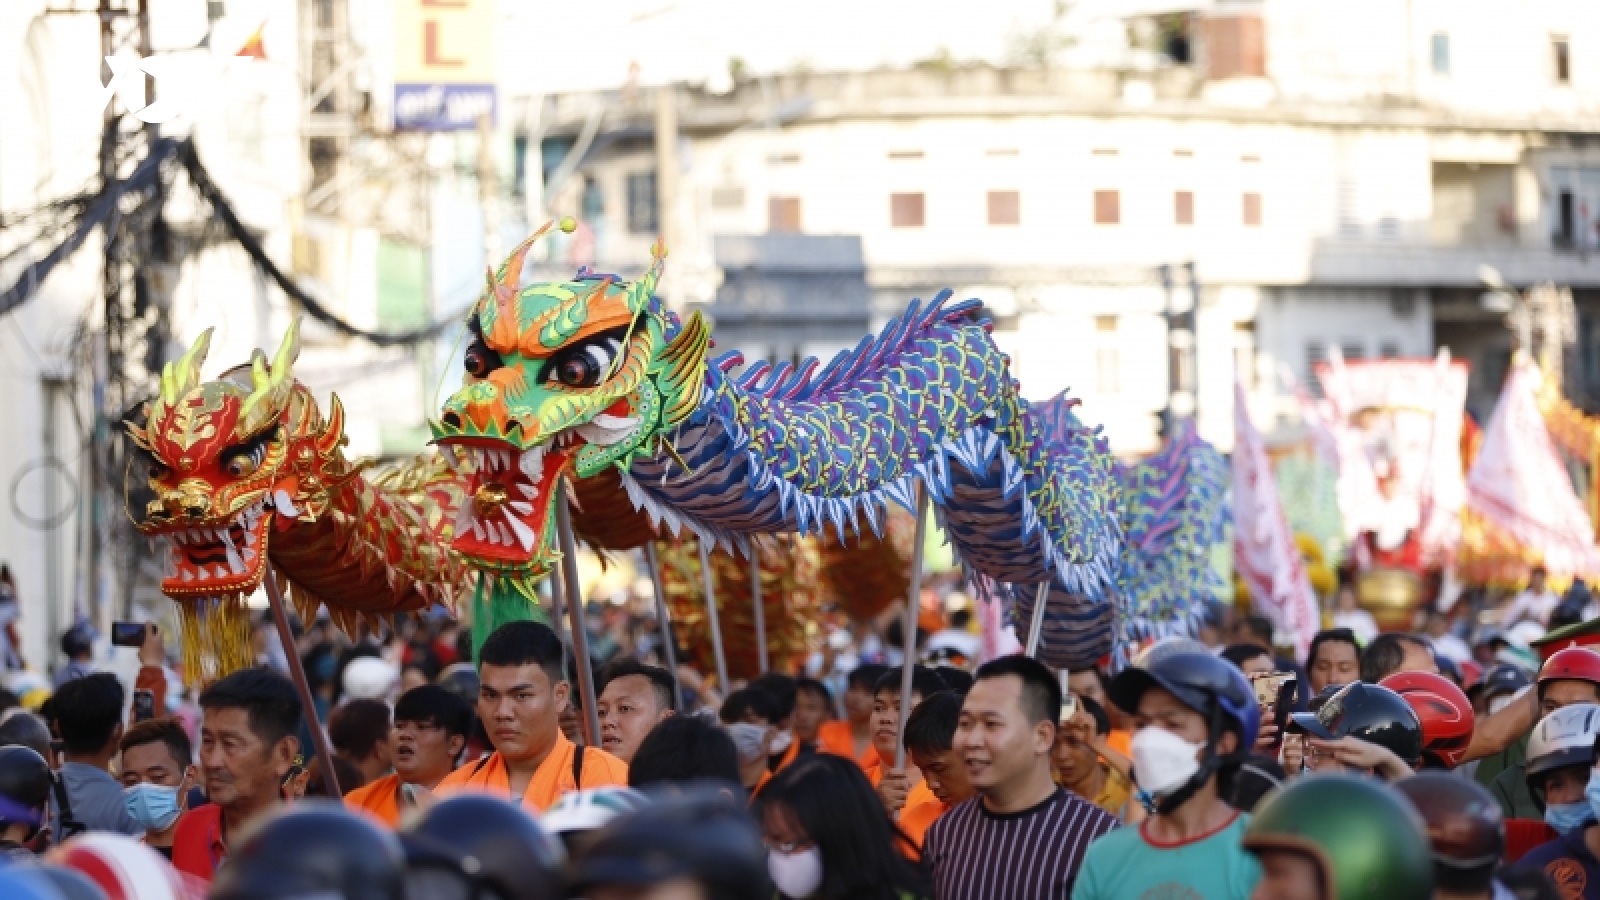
left=925, top=787, right=1120, bottom=900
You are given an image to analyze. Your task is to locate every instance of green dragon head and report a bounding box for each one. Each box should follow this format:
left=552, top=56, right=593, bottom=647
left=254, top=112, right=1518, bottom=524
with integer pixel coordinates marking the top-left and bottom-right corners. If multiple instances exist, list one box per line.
left=432, top=220, right=708, bottom=579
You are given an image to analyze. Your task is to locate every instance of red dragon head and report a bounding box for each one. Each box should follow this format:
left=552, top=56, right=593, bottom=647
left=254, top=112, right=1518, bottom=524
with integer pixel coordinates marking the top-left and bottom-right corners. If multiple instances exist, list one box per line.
left=126, top=319, right=353, bottom=600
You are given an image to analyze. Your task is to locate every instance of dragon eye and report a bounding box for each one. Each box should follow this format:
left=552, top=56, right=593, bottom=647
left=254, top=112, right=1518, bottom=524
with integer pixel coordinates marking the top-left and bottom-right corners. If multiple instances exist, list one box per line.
left=148, top=463, right=170, bottom=481
left=221, top=438, right=270, bottom=479
left=547, top=335, right=623, bottom=388
left=464, top=339, right=503, bottom=380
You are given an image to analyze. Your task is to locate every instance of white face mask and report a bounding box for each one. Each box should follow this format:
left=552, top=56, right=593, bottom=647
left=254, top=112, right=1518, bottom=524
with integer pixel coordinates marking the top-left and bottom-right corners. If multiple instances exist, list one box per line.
left=770, top=729, right=794, bottom=755
left=1130, top=726, right=1205, bottom=797
left=768, top=847, right=823, bottom=898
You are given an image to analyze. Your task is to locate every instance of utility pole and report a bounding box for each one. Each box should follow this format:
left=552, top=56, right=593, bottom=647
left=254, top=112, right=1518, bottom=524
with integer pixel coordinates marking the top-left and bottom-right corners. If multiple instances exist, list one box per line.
left=1159, top=262, right=1200, bottom=432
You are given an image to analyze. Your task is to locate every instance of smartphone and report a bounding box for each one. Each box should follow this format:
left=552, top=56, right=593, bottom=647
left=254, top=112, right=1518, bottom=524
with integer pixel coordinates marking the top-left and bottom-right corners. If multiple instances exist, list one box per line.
left=131, top=689, right=155, bottom=722
left=1251, top=672, right=1295, bottom=708
left=111, top=622, right=150, bottom=648
left=1057, top=670, right=1077, bottom=724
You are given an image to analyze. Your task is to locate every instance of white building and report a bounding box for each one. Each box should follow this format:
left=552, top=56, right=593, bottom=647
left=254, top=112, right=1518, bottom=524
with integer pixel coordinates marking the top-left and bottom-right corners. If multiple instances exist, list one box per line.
left=525, top=0, right=1600, bottom=455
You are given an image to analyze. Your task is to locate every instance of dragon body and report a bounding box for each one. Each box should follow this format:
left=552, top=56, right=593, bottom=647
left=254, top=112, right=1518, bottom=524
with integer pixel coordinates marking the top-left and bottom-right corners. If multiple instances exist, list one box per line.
left=127, top=322, right=472, bottom=680
left=435, top=223, right=1127, bottom=662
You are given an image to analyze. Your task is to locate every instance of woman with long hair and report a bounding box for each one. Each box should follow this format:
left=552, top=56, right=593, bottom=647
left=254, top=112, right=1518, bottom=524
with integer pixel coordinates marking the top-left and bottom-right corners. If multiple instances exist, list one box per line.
left=756, top=753, right=931, bottom=900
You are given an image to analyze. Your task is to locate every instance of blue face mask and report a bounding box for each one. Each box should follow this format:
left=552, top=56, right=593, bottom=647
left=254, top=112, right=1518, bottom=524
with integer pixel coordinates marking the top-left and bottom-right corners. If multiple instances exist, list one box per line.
left=1546, top=799, right=1592, bottom=835
left=1585, top=769, right=1600, bottom=825
left=124, top=782, right=182, bottom=832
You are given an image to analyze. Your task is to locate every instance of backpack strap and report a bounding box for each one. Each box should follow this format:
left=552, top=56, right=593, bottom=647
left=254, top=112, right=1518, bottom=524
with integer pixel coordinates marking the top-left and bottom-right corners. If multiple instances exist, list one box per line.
left=51, top=772, right=84, bottom=841
left=572, top=743, right=586, bottom=787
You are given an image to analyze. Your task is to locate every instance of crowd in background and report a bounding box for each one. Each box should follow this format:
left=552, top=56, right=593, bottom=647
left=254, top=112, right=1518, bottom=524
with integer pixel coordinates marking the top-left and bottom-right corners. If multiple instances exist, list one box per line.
left=0, top=561, right=1597, bottom=900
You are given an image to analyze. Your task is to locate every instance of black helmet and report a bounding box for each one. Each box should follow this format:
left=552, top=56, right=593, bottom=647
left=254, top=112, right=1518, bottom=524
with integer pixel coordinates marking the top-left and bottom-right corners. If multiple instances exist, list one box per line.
left=1395, top=772, right=1504, bottom=893
left=436, top=663, right=480, bottom=708
left=405, top=794, right=564, bottom=900
left=1289, top=682, right=1423, bottom=766
left=0, top=745, right=53, bottom=832
left=210, top=802, right=405, bottom=900
left=1108, top=651, right=1261, bottom=814
left=571, top=790, right=767, bottom=900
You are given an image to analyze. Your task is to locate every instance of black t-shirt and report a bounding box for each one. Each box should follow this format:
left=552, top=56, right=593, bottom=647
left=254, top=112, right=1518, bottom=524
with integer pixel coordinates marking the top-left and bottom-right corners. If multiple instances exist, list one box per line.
left=1515, top=824, right=1600, bottom=899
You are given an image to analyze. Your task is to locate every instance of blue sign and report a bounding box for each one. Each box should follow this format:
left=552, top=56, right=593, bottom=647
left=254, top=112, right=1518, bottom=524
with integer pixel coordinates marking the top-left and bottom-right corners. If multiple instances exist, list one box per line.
left=394, top=83, right=496, bottom=131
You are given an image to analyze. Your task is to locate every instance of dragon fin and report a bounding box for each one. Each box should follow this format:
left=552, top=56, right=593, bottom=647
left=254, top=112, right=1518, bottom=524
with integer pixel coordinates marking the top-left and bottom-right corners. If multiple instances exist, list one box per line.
left=156, top=327, right=213, bottom=418
left=653, top=311, right=710, bottom=429
left=240, top=318, right=302, bottom=434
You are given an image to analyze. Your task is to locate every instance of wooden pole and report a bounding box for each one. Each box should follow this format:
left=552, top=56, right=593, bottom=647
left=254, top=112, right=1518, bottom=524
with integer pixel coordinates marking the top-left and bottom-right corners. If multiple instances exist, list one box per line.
left=555, top=484, right=601, bottom=748
left=892, top=485, right=930, bottom=773
left=1025, top=580, right=1051, bottom=657
left=750, top=540, right=769, bottom=674
left=261, top=569, right=340, bottom=798
left=699, top=540, right=730, bottom=691
left=642, top=542, right=682, bottom=708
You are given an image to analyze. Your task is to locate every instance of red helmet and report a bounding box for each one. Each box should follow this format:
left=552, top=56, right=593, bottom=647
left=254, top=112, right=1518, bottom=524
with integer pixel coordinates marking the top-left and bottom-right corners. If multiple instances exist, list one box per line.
left=1538, top=646, right=1600, bottom=695
left=1381, top=671, right=1475, bottom=769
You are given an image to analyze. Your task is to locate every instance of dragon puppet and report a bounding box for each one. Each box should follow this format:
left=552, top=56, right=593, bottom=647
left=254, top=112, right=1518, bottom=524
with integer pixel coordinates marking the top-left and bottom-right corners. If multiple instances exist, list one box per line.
left=982, top=399, right=1230, bottom=670
left=433, top=219, right=1128, bottom=665
left=125, top=321, right=471, bottom=681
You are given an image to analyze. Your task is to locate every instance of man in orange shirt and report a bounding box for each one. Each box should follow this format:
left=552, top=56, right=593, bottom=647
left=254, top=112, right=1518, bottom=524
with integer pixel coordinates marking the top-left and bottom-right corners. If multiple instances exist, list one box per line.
left=750, top=674, right=804, bottom=773
left=817, top=664, right=888, bottom=771
left=344, top=685, right=471, bottom=827
left=435, top=622, right=627, bottom=812
left=867, top=666, right=948, bottom=816
left=899, top=691, right=975, bottom=849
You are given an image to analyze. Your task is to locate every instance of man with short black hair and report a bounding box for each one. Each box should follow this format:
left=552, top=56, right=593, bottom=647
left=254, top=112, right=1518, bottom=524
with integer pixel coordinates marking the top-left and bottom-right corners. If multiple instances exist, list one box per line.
left=791, top=677, right=832, bottom=747
left=899, top=690, right=974, bottom=849
left=596, top=657, right=676, bottom=764
left=172, top=667, right=304, bottom=883
left=344, top=684, right=471, bottom=827
left=627, top=715, right=743, bottom=793
left=120, top=718, right=194, bottom=857
left=47, top=672, right=141, bottom=836
left=1361, top=632, right=1439, bottom=684
left=718, top=687, right=779, bottom=728
left=749, top=673, right=801, bottom=772
left=817, top=663, right=886, bottom=771
left=927, top=655, right=1117, bottom=899
left=868, top=666, right=947, bottom=816
left=329, top=698, right=392, bottom=784
left=435, top=621, right=627, bottom=812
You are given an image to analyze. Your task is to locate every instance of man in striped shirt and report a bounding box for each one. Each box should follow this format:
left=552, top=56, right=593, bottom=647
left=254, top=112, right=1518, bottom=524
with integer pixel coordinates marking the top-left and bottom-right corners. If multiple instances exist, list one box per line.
left=925, top=655, right=1119, bottom=899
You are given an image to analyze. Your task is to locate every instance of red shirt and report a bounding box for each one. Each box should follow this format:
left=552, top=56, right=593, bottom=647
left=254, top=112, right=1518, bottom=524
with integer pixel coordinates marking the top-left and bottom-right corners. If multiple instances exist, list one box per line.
left=170, top=804, right=227, bottom=884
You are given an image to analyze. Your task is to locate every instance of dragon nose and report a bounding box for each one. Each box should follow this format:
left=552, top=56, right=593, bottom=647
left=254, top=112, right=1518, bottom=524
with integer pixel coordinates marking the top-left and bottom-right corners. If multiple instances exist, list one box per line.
left=172, top=492, right=209, bottom=518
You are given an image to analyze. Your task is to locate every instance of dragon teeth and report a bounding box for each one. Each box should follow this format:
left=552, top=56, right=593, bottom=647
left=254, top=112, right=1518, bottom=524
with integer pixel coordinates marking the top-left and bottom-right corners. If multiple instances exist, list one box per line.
left=519, top=446, right=545, bottom=479
left=498, top=522, right=515, bottom=546
left=182, top=569, right=194, bottom=582
left=471, top=520, right=485, bottom=541
left=243, top=548, right=257, bottom=562
left=515, top=483, right=536, bottom=499
left=506, top=514, right=535, bottom=550
left=509, top=500, right=533, bottom=516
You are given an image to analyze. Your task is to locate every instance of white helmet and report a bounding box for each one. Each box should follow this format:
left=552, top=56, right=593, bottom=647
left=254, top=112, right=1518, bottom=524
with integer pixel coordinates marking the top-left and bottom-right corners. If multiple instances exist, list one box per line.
left=341, top=656, right=399, bottom=701
left=541, top=787, right=648, bottom=834
left=1525, top=702, right=1600, bottom=802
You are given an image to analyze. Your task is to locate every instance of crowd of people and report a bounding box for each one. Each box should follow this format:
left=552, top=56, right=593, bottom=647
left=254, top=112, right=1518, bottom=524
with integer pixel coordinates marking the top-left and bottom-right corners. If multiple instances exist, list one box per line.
left=0, top=567, right=1599, bottom=900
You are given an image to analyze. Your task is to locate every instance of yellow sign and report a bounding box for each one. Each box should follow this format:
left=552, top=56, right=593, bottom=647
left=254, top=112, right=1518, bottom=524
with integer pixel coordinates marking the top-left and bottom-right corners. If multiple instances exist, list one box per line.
left=393, top=0, right=496, bottom=129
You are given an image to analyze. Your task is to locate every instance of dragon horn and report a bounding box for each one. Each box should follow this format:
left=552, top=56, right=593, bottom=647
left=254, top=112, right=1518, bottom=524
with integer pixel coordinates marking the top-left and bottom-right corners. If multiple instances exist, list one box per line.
left=628, top=239, right=668, bottom=314
left=241, top=318, right=302, bottom=427
left=160, top=328, right=214, bottom=407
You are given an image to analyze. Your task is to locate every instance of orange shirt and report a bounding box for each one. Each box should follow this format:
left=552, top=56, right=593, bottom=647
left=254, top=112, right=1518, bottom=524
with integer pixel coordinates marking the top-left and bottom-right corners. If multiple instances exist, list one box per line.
left=435, top=732, right=628, bottom=813
left=898, top=799, right=949, bottom=851
left=866, top=762, right=938, bottom=809
left=344, top=772, right=403, bottom=828
left=817, top=721, right=878, bottom=772
left=771, top=736, right=801, bottom=774
left=1106, top=729, right=1132, bottom=758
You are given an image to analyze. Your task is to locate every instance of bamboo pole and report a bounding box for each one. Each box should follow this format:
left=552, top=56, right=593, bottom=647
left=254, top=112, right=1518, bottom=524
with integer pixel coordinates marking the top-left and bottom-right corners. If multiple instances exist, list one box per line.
left=699, top=540, right=730, bottom=691
left=555, top=484, right=601, bottom=748
left=892, top=485, right=930, bottom=773
left=642, top=542, right=682, bottom=708
left=750, top=540, right=768, bottom=674
left=261, top=569, right=340, bottom=798
left=1025, top=580, right=1051, bottom=657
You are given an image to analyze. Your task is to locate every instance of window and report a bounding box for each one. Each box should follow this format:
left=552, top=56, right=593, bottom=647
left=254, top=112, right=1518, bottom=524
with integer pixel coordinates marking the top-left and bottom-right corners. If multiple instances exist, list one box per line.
left=1095, top=316, right=1120, bottom=394
left=1380, top=341, right=1401, bottom=359
left=767, top=153, right=801, bottom=165
left=626, top=173, right=657, bottom=234
left=1557, top=190, right=1575, bottom=246
left=1242, top=192, right=1262, bottom=226
left=1305, top=342, right=1327, bottom=396
left=1175, top=191, right=1194, bottom=225
left=1093, top=148, right=1119, bottom=157
left=768, top=196, right=802, bottom=233
left=1431, top=33, right=1450, bottom=74
left=987, top=191, right=1021, bottom=226
left=1094, top=190, right=1120, bottom=225
left=1341, top=341, right=1366, bottom=361
left=1173, top=148, right=1194, bottom=158
left=986, top=148, right=1019, bottom=157
left=891, top=193, right=925, bottom=227
left=888, top=150, right=925, bottom=160
left=1554, top=36, right=1571, bottom=84
left=711, top=186, right=746, bottom=210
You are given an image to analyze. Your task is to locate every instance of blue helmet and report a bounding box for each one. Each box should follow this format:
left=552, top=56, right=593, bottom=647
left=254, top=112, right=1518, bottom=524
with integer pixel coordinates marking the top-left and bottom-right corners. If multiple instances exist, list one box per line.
left=1109, top=650, right=1262, bottom=751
